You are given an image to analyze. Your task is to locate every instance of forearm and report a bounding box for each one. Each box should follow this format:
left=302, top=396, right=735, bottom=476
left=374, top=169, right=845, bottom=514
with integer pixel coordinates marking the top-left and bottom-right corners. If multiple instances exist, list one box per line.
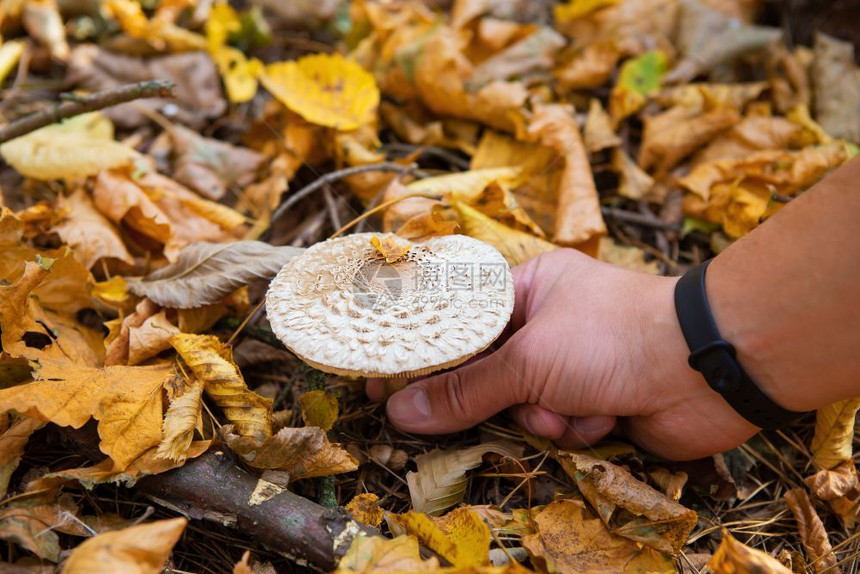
left=708, top=156, right=860, bottom=411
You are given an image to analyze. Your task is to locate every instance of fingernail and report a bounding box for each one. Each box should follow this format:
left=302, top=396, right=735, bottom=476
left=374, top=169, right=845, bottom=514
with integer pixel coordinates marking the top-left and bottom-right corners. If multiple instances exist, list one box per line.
left=387, top=388, right=431, bottom=423
left=571, top=415, right=614, bottom=433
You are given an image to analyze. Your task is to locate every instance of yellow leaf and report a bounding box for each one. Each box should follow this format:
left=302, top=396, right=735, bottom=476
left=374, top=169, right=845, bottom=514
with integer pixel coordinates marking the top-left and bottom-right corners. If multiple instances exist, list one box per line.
left=0, top=260, right=52, bottom=360
left=554, top=0, right=621, bottom=23
left=609, top=50, right=668, bottom=124
left=708, top=530, right=792, bottom=574
left=336, top=534, right=440, bottom=572
left=0, top=113, right=138, bottom=181
left=345, top=493, right=384, bottom=528
left=0, top=207, right=24, bottom=246
left=53, top=189, right=135, bottom=270
left=261, top=53, right=380, bottom=130
left=91, top=276, right=132, bottom=310
left=784, top=488, right=838, bottom=573
left=390, top=507, right=490, bottom=568
left=407, top=168, right=522, bottom=203
left=453, top=202, right=557, bottom=266
left=173, top=192, right=248, bottom=232
left=205, top=1, right=241, bottom=51
left=212, top=46, right=262, bottom=104
left=583, top=99, right=622, bottom=153
left=554, top=40, right=620, bottom=91
left=105, top=0, right=207, bottom=52
left=169, top=334, right=273, bottom=440
left=557, top=452, right=697, bottom=556
left=63, top=517, right=187, bottom=574
left=0, top=40, right=25, bottom=85
left=298, top=390, right=338, bottom=432
left=223, top=424, right=358, bottom=479
left=22, top=0, right=69, bottom=60
left=522, top=500, right=675, bottom=574
left=0, top=358, right=171, bottom=471
left=156, top=377, right=204, bottom=462
left=811, top=398, right=860, bottom=471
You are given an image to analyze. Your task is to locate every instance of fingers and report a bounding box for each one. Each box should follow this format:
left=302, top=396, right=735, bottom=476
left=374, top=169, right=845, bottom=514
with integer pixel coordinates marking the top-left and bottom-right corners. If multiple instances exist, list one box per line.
left=385, top=345, right=525, bottom=434
left=511, top=404, right=616, bottom=450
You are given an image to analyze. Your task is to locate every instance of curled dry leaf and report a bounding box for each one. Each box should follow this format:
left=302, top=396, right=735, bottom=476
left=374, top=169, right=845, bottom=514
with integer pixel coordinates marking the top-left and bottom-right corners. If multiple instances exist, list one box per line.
left=345, top=493, right=384, bottom=528
left=407, top=440, right=522, bottom=516
left=0, top=358, right=170, bottom=471
left=806, top=461, right=859, bottom=502
left=558, top=452, right=697, bottom=555
left=127, top=310, right=180, bottom=366
left=105, top=298, right=160, bottom=367
left=298, top=390, right=338, bottom=432
left=648, top=468, right=689, bottom=501
left=609, top=50, right=668, bottom=124
left=336, top=534, right=440, bottom=572
left=388, top=507, right=490, bottom=568
left=611, top=148, right=655, bottom=201
left=0, top=113, right=139, bottom=181
left=708, top=530, right=792, bottom=574
left=53, top=189, right=135, bottom=270
left=169, top=334, right=273, bottom=440
left=0, top=417, right=45, bottom=498
left=62, top=517, right=187, bottom=574
left=784, top=488, right=838, bottom=574
left=22, top=0, right=68, bottom=60
left=810, top=398, right=860, bottom=472
left=223, top=424, right=358, bottom=480
left=521, top=500, right=675, bottom=574
left=156, top=378, right=204, bottom=462
left=261, top=53, right=380, bottom=130
left=127, top=241, right=303, bottom=309
left=0, top=491, right=80, bottom=561
left=692, top=115, right=802, bottom=165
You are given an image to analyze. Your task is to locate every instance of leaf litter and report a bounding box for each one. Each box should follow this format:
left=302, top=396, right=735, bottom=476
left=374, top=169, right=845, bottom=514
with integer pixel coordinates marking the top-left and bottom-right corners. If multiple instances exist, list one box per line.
left=0, top=0, right=857, bottom=572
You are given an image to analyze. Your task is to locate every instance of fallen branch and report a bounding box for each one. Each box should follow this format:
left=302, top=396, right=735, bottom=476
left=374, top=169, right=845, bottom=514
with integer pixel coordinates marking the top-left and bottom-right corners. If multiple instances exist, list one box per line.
left=0, top=80, right=176, bottom=144
left=269, top=163, right=424, bottom=227
left=138, top=451, right=376, bottom=571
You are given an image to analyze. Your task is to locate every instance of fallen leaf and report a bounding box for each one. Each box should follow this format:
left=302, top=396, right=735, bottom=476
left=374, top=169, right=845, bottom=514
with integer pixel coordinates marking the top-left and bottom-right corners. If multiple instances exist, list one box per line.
left=336, top=534, right=440, bottom=572
left=299, top=390, right=338, bottom=432
left=648, top=468, right=688, bottom=501
left=0, top=40, right=25, bottom=85
left=558, top=452, right=697, bottom=555
left=0, top=357, right=171, bottom=471
left=21, top=0, right=68, bottom=60
left=0, top=113, right=139, bottom=181
left=0, top=491, right=80, bottom=561
left=128, top=310, right=180, bottom=366
left=693, top=115, right=802, bottom=165
left=104, top=0, right=206, bottom=52
left=407, top=441, right=522, bottom=516
left=522, top=499, right=675, bottom=574
left=810, top=398, right=860, bottom=472
left=389, top=507, right=490, bottom=568
left=584, top=99, right=622, bottom=154
left=811, top=33, right=860, bottom=143
left=611, top=148, right=655, bottom=200
left=53, top=189, right=135, bottom=270
left=170, top=334, right=273, bottom=440
left=467, top=27, right=565, bottom=89
left=156, top=377, right=204, bottom=462
left=599, top=238, right=659, bottom=275
left=806, top=461, right=859, bottom=502
left=261, top=53, right=380, bottom=130
left=655, top=82, right=768, bottom=114
left=127, top=241, right=303, bottom=309
left=708, top=530, right=792, bottom=574
left=453, top=202, right=557, bottom=266
left=609, top=50, right=668, bottom=124
left=105, top=298, right=160, bottom=366
left=784, top=488, right=838, bottom=574
left=62, top=517, right=187, bottom=574
left=0, top=416, right=44, bottom=498
left=554, top=40, right=620, bottom=91
left=346, top=493, right=384, bottom=528
left=223, top=424, right=358, bottom=479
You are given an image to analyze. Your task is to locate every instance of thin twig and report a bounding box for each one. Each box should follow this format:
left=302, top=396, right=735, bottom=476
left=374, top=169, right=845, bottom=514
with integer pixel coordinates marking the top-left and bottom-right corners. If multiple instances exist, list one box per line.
left=601, top=206, right=682, bottom=231
left=0, top=79, right=176, bottom=143
left=269, top=163, right=424, bottom=226
left=383, top=142, right=472, bottom=170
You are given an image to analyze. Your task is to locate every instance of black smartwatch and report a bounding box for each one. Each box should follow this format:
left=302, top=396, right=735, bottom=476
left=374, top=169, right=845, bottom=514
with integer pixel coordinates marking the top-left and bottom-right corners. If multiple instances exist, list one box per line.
left=673, top=259, right=808, bottom=429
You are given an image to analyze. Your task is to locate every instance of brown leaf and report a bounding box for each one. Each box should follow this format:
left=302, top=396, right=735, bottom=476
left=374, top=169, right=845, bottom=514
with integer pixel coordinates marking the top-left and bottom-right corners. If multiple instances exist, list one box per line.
left=522, top=500, right=675, bottom=574
left=467, top=27, right=565, bottom=88
left=157, top=377, right=204, bottom=462
left=553, top=40, right=620, bottom=91
left=611, top=148, right=655, bottom=201
left=693, top=115, right=802, bottom=165
left=708, top=530, right=792, bottom=574
left=345, top=493, right=384, bottom=528
left=524, top=104, right=606, bottom=247
left=223, top=425, right=358, bottom=480
left=170, top=334, right=272, bottom=440
left=62, top=517, right=187, bottom=574
left=648, top=468, right=688, bottom=501
left=127, top=310, right=180, bottom=366
left=558, top=452, right=697, bottom=555
left=784, top=488, right=838, bottom=573
left=105, top=298, right=160, bottom=367
left=0, top=417, right=45, bottom=498
left=806, top=461, right=859, bottom=501
left=812, top=33, right=860, bottom=143
left=584, top=99, right=622, bottom=154
left=53, top=189, right=134, bottom=270
left=0, top=491, right=80, bottom=561
left=127, top=241, right=303, bottom=309
left=0, top=358, right=170, bottom=471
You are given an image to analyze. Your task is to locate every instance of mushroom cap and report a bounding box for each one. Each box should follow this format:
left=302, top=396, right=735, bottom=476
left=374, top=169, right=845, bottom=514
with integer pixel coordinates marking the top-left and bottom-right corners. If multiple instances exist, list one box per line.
left=266, top=233, right=515, bottom=378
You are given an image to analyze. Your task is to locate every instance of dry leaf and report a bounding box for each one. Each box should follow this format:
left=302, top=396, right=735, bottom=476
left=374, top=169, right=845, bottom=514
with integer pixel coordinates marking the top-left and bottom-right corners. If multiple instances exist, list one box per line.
left=467, top=27, right=565, bottom=88
left=53, top=189, right=135, bottom=270
left=156, top=377, right=204, bottom=462
left=708, top=530, right=792, bottom=574
left=261, top=53, right=380, bottom=130
left=558, top=452, right=697, bottom=555
left=806, top=461, right=859, bottom=502
left=554, top=40, right=620, bottom=91
left=693, top=115, right=802, bottom=165
left=655, top=82, right=768, bottom=114
left=609, top=50, right=668, bottom=124
left=784, top=488, right=838, bottom=573
left=62, top=517, right=187, bottom=574
left=454, top=203, right=557, bottom=266
left=105, top=298, right=160, bottom=366
left=170, top=334, right=273, bottom=440
left=648, top=468, right=688, bottom=501
left=407, top=441, right=522, bottom=516
left=223, top=425, right=358, bottom=479
left=810, top=398, right=860, bottom=472
left=584, top=99, right=622, bottom=153
left=22, top=0, right=68, bottom=60
left=599, top=238, right=659, bottom=275
left=346, top=493, right=384, bottom=528
left=389, top=507, right=490, bottom=568
left=336, top=534, right=440, bottom=572
left=0, top=491, right=80, bottom=561
left=525, top=104, right=606, bottom=248
left=0, top=113, right=138, bottom=181
left=522, top=500, right=675, bottom=574
left=299, top=390, right=338, bottom=432
left=104, top=0, right=206, bottom=52
left=127, top=310, right=180, bottom=366
left=0, top=416, right=44, bottom=498
left=611, top=148, right=655, bottom=201
left=811, top=33, right=860, bottom=143
left=127, top=241, right=303, bottom=309
left=0, top=41, right=26, bottom=85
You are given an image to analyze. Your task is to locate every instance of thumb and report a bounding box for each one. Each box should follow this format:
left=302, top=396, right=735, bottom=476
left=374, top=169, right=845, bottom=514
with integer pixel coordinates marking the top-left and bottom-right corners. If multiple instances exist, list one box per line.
left=385, top=344, right=525, bottom=434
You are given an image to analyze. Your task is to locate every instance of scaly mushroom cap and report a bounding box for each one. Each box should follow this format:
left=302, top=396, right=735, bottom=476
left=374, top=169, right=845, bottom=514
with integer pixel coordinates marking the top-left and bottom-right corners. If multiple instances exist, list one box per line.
left=266, top=233, right=515, bottom=378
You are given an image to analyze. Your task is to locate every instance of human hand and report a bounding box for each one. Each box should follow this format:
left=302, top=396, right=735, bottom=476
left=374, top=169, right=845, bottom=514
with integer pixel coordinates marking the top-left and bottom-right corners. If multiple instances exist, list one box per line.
left=367, top=248, right=760, bottom=460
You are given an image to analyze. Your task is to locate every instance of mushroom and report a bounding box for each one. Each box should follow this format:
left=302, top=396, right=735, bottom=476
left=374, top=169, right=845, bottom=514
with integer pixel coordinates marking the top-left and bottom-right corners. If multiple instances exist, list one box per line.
left=266, top=233, right=514, bottom=378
